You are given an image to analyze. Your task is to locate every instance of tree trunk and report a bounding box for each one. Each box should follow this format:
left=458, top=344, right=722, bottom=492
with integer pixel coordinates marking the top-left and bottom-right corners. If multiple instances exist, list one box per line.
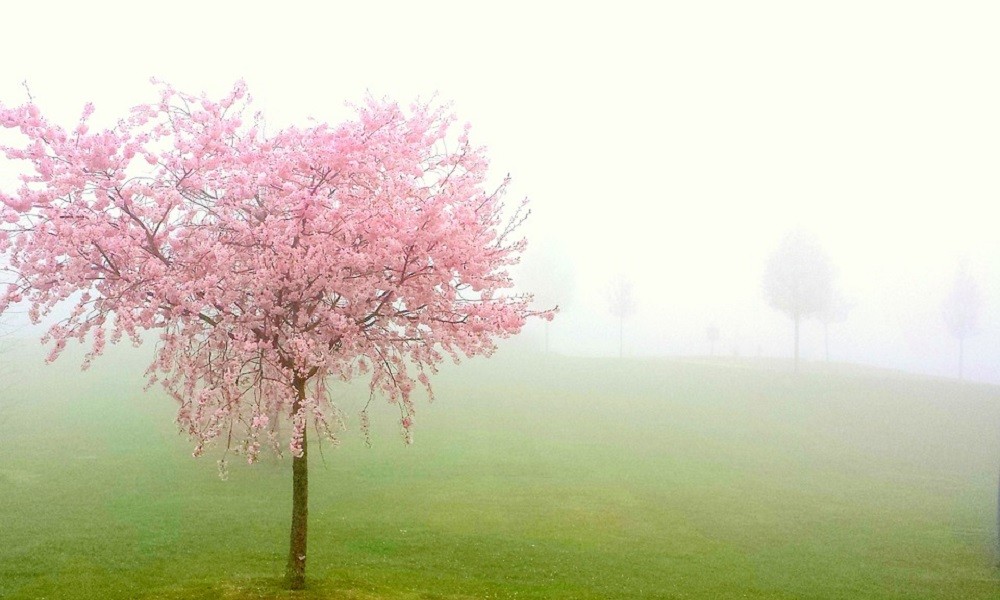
left=285, top=377, right=309, bottom=589
left=793, top=315, right=800, bottom=374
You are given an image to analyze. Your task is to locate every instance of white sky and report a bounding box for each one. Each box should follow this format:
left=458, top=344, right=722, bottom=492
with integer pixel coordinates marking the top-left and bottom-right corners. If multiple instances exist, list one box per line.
left=2, top=1, right=999, bottom=381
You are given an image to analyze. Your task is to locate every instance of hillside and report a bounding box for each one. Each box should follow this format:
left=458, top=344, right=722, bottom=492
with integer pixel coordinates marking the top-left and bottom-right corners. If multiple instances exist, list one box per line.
left=1, top=342, right=999, bottom=599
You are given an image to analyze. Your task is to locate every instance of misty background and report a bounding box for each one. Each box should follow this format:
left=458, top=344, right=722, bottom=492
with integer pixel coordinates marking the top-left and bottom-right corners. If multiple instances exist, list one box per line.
left=2, top=1, right=999, bottom=382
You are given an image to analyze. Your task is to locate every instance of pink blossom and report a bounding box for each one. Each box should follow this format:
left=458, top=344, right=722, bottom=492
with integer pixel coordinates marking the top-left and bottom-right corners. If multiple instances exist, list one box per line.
left=0, top=80, right=555, bottom=460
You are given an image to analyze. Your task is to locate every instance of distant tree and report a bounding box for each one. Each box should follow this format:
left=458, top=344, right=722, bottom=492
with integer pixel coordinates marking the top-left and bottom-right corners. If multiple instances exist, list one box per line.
left=819, top=292, right=853, bottom=362
left=942, top=261, right=980, bottom=381
left=517, top=241, right=574, bottom=353
left=0, top=81, right=551, bottom=589
left=763, top=231, right=834, bottom=373
left=607, top=275, right=636, bottom=358
left=706, top=323, right=720, bottom=357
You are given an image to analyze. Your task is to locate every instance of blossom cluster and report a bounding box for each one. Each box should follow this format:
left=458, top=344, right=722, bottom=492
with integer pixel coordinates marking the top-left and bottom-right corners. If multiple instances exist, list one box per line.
left=0, top=81, right=553, bottom=459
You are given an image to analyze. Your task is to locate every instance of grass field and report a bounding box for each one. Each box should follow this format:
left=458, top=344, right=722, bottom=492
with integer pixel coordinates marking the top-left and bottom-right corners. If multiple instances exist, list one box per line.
left=2, top=340, right=1000, bottom=599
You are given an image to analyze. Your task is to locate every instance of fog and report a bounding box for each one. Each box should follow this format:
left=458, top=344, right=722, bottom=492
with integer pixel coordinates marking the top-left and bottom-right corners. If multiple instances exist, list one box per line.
left=2, top=1, right=999, bottom=382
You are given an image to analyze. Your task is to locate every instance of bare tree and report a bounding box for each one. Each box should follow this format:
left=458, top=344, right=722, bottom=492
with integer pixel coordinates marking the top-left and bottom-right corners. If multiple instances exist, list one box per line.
left=607, top=275, right=636, bottom=359
left=942, top=260, right=980, bottom=381
left=763, top=231, right=834, bottom=373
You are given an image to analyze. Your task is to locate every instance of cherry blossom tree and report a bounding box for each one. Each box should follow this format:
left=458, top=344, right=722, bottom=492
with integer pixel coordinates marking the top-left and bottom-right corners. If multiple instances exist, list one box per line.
left=0, top=81, right=551, bottom=589
left=943, top=260, right=980, bottom=381
left=763, top=231, right=834, bottom=373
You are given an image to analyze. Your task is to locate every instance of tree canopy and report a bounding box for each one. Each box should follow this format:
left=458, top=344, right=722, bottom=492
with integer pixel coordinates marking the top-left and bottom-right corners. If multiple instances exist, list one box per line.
left=763, top=231, right=834, bottom=322
left=0, top=81, right=551, bottom=459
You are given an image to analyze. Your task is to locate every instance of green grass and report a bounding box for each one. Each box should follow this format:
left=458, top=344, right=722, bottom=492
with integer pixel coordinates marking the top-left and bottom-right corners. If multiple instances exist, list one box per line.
left=1, top=341, right=999, bottom=599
